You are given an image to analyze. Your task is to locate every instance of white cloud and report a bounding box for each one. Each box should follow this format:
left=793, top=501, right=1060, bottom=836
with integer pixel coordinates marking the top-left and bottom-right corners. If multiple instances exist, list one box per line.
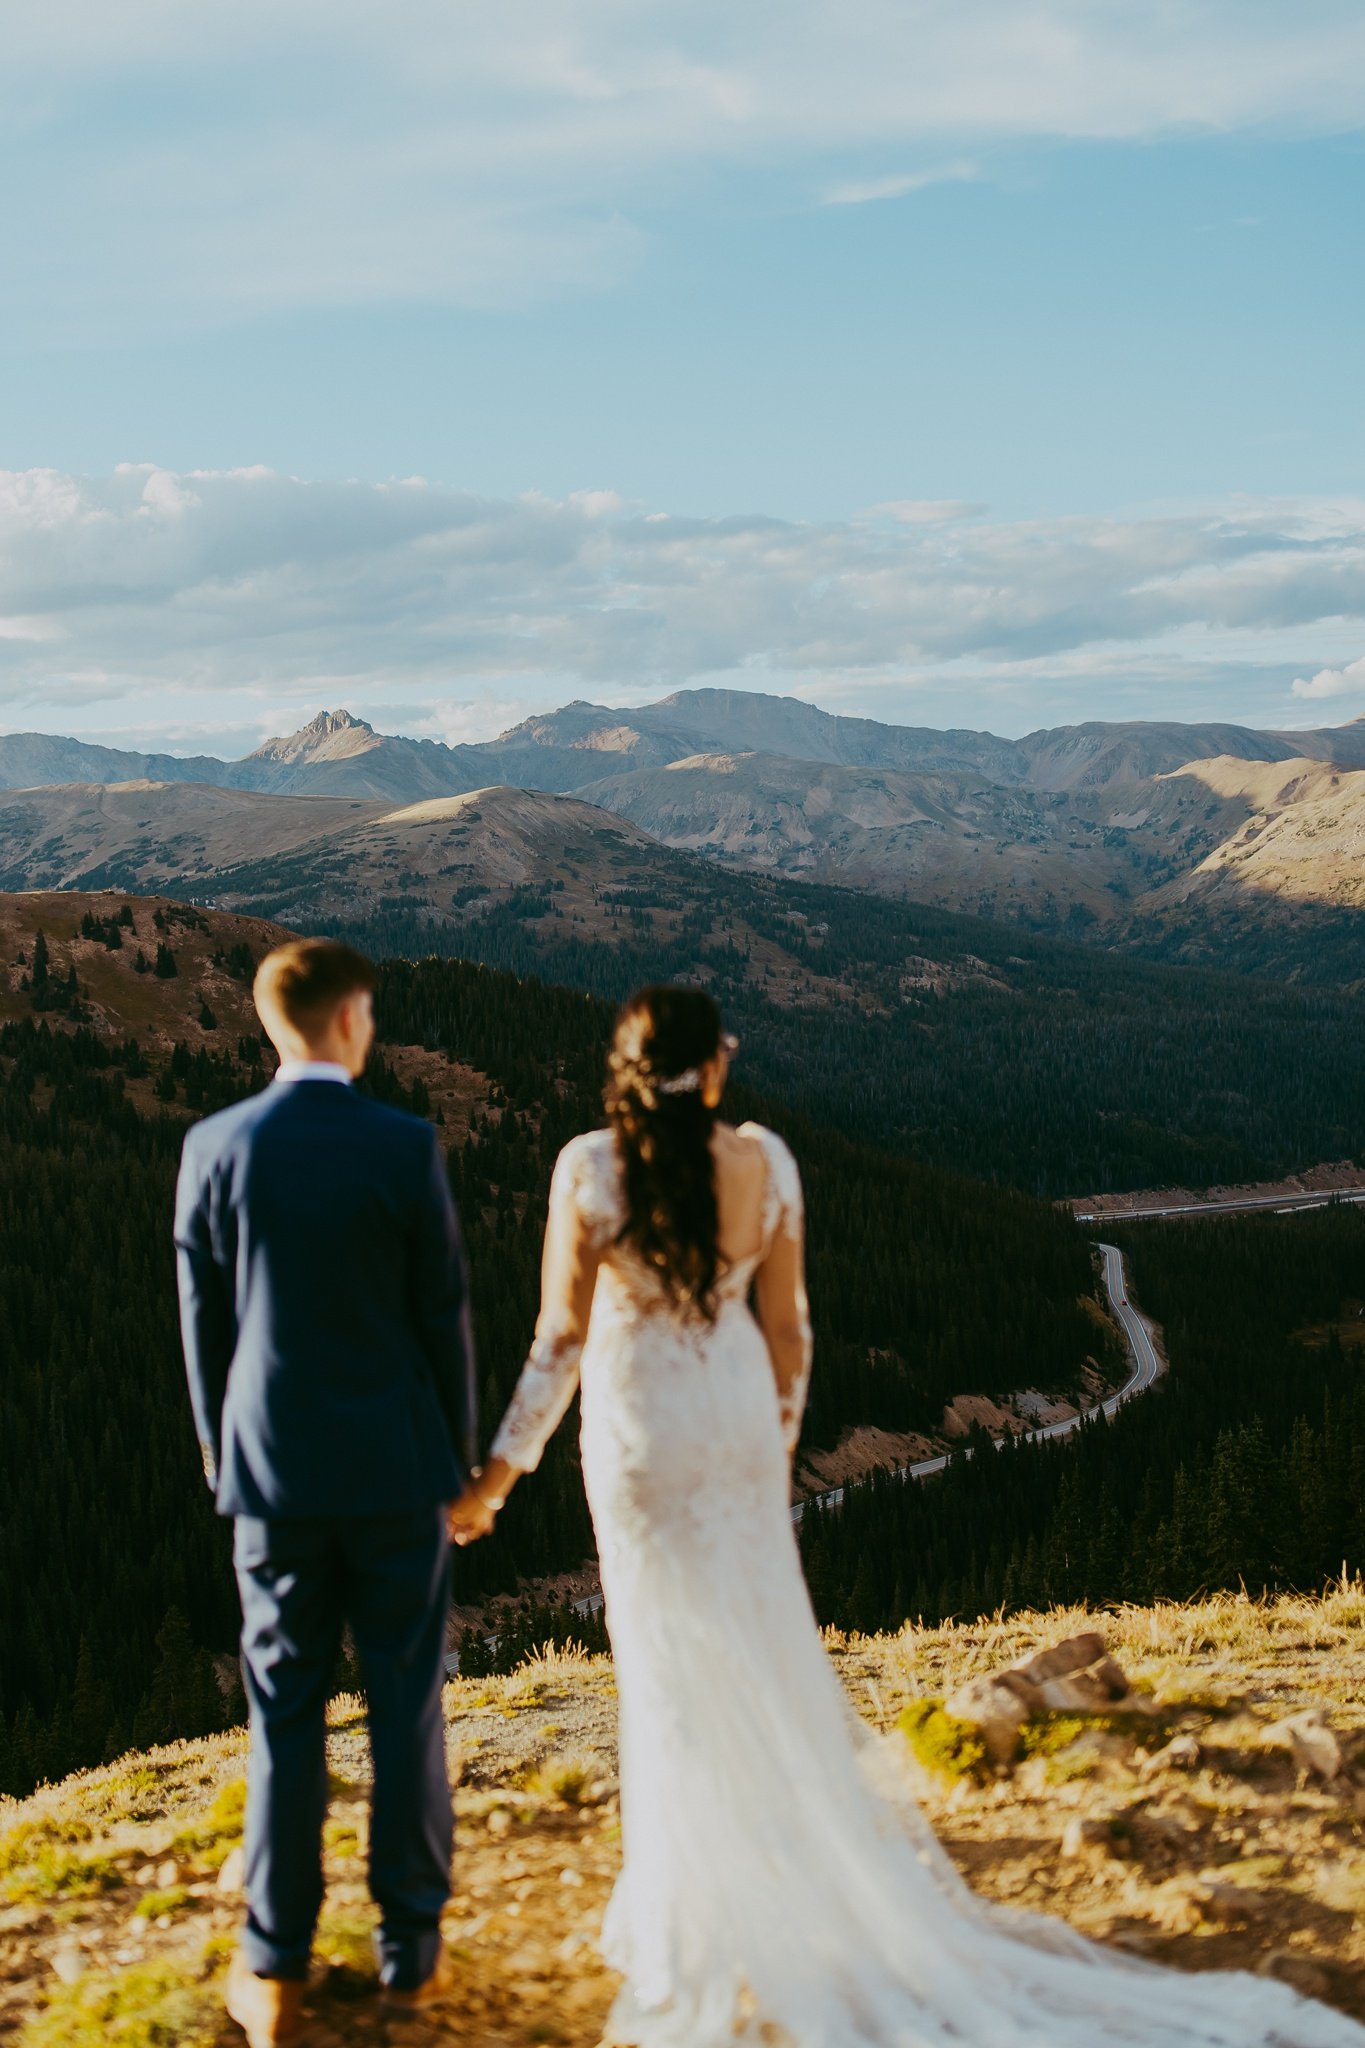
left=4, top=4, right=1365, bottom=328
left=823, top=161, right=977, bottom=206
left=137, top=469, right=203, bottom=520
left=1, top=467, right=1364, bottom=745
left=568, top=489, right=626, bottom=519
left=0, top=615, right=64, bottom=643
left=869, top=499, right=986, bottom=525
left=1292, top=655, right=1365, bottom=699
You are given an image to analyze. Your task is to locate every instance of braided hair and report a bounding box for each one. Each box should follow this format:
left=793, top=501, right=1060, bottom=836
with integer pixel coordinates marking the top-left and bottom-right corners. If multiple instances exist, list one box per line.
left=605, top=985, right=724, bottom=1319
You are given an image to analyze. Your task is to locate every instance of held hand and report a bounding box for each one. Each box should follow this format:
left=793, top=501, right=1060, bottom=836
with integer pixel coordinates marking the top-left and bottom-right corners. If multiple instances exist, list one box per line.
left=448, top=1462, right=514, bottom=1546
left=447, top=1485, right=497, bottom=1546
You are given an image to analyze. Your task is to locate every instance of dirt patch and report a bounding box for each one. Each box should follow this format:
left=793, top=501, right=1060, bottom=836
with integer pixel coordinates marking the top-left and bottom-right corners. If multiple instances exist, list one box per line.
left=796, top=1424, right=940, bottom=1495
left=1068, top=1159, right=1365, bottom=1221
left=942, top=1391, right=1036, bottom=1440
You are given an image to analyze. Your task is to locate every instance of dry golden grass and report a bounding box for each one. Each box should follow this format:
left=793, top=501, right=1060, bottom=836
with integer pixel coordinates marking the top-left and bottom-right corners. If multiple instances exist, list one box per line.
left=832, top=1582, right=1365, bottom=1729
left=9, top=1593, right=1365, bottom=2042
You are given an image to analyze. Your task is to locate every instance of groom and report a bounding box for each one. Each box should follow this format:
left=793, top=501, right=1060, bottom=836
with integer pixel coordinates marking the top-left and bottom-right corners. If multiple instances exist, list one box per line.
left=174, top=938, right=477, bottom=2048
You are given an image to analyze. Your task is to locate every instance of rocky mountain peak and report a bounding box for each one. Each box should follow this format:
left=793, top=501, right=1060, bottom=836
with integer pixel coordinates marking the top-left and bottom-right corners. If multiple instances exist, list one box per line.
left=248, top=708, right=379, bottom=764
left=290, top=707, right=374, bottom=742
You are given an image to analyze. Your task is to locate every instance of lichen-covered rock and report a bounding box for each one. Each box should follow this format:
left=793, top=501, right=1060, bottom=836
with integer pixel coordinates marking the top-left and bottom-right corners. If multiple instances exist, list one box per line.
left=1138, top=1734, right=1201, bottom=1778
left=944, top=1630, right=1148, bottom=1757
left=1263, top=1707, right=1344, bottom=1782
left=942, top=1673, right=1039, bottom=1764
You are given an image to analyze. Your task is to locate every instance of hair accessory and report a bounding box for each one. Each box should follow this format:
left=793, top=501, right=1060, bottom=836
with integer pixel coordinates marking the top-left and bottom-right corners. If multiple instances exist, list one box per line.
left=656, top=1066, right=703, bottom=1096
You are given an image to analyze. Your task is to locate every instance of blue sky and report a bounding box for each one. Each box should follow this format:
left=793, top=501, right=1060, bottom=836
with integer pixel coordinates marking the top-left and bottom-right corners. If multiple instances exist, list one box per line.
left=1, top=2, right=1363, bottom=753
left=9, top=138, right=1360, bottom=524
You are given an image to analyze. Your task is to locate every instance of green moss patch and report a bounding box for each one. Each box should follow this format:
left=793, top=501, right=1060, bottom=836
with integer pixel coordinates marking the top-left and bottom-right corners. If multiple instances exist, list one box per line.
left=20, top=1958, right=221, bottom=2047
left=0, top=1820, right=121, bottom=1904
left=314, top=1903, right=379, bottom=1988
left=133, top=1886, right=191, bottom=1921
left=170, top=1778, right=246, bottom=1866
left=897, top=1700, right=990, bottom=1784
left=322, top=1816, right=362, bottom=1860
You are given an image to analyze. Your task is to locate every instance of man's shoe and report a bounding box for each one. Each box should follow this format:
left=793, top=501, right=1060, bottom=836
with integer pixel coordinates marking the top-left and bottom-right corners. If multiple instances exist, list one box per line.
left=377, top=1943, right=457, bottom=2012
left=225, top=1953, right=306, bottom=2048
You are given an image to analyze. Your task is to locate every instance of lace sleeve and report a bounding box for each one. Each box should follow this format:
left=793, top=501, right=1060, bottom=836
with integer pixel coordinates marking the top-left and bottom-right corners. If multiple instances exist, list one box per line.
left=745, top=1125, right=813, bottom=1455
left=488, top=1133, right=615, bottom=1474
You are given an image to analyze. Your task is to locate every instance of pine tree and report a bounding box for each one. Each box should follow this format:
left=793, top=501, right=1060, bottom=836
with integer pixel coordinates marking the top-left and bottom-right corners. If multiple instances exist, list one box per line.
left=134, top=1608, right=222, bottom=1748
left=801, top=1533, right=837, bottom=1625
left=154, top=942, right=178, bottom=980
left=847, top=1554, right=880, bottom=1635
left=5, top=1705, right=39, bottom=1798
left=457, top=1628, right=495, bottom=1679
left=1205, top=1418, right=1278, bottom=1591
left=69, top=1635, right=114, bottom=1769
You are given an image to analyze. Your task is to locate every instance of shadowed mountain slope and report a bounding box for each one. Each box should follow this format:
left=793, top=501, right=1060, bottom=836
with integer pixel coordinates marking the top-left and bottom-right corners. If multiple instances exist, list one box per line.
left=7, top=693, right=1365, bottom=978
left=3, top=776, right=1365, bottom=1189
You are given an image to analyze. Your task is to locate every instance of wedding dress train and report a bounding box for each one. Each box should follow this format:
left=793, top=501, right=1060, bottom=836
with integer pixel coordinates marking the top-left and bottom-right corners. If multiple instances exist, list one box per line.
left=491, top=1124, right=1363, bottom=2048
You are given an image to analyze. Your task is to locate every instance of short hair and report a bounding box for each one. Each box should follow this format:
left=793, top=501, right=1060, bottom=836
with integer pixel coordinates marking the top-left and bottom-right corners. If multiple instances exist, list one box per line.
left=253, top=938, right=377, bottom=1039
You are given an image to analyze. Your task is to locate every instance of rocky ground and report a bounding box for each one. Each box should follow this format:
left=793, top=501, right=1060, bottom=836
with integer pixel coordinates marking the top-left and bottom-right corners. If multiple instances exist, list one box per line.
left=7, top=1587, right=1365, bottom=2045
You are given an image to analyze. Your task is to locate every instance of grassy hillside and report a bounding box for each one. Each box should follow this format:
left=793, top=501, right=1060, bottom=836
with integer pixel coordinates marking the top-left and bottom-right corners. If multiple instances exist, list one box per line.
left=6, top=1590, right=1365, bottom=2043
left=0, top=893, right=492, bottom=1134
left=0, top=892, right=284, bottom=1042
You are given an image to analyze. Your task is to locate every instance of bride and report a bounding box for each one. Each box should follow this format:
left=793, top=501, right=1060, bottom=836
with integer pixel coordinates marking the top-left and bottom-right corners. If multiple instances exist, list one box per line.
left=449, top=984, right=1362, bottom=2047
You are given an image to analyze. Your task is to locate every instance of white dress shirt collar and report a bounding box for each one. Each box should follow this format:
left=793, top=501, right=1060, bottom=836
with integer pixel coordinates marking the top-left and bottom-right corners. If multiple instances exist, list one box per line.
left=273, top=1060, right=355, bottom=1086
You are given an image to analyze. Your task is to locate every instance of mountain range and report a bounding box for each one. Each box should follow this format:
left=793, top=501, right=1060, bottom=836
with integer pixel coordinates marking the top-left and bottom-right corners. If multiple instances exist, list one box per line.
left=3, top=689, right=1365, bottom=977
left=9, top=690, right=1365, bottom=799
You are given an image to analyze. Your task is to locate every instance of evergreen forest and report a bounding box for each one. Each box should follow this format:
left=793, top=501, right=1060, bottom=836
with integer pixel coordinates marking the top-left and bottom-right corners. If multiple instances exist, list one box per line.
left=308, top=881, right=1365, bottom=1197
left=801, top=1207, right=1365, bottom=1629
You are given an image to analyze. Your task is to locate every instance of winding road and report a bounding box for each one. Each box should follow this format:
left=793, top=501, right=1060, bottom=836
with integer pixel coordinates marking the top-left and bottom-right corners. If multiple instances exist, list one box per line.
left=790, top=1240, right=1164, bottom=1525
left=1074, top=1186, right=1365, bottom=1224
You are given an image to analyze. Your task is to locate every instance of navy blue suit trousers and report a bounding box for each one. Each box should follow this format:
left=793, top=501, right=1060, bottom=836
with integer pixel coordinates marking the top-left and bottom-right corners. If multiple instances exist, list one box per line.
left=233, top=1508, right=453, bottom=1988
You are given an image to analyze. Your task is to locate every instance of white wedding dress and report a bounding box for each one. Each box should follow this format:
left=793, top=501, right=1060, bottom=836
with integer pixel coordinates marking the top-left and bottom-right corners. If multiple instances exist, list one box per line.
left=490, top=1124, right=1362, bottom=2048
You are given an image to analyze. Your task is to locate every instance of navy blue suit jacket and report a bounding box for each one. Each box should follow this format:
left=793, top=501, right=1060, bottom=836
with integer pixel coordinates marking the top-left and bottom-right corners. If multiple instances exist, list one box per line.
left=174, top=1079, right=477, bottom=1519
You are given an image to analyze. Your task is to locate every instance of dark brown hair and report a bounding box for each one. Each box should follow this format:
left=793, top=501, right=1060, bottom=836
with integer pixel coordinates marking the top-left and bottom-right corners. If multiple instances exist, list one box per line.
left=253, top=938, right=377, bottom=1039
left=605, top=985, right=724, bottom=1318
